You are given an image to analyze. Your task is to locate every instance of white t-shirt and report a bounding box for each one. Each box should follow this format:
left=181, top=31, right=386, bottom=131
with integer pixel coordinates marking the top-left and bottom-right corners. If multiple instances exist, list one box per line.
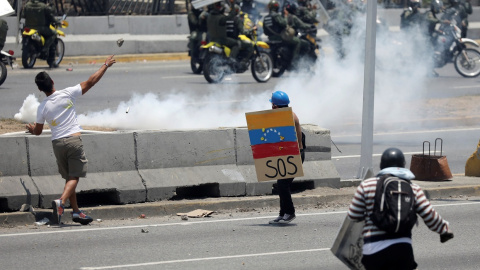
left=36, top=84, right=83, bottom=141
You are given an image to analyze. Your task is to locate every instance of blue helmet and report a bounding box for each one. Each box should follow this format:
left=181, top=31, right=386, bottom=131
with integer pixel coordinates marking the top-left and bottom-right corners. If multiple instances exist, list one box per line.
left=270, top=91, right=290, bottom=106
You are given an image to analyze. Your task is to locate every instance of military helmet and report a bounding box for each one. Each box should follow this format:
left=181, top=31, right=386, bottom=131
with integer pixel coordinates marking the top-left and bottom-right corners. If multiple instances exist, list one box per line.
left=431, top=0, right=443, bottom=13
left=285, top=2, right=298, bottom=14
left=268, top=0, right=280, bottom=11
left=409, top=0, right=421, bottom=9
left=380, top=148, right=406, bottom=169
left=213, top=1, right=224, bottom=11
left=270, top=90, right=290, bottom=106
left=298, top=0, right=307, bottom=6
left=449, top=0, right=459, bottom=6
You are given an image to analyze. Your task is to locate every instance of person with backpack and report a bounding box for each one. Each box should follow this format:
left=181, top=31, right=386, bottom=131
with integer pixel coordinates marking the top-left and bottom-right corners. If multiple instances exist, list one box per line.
left=347, top=147, right=454, bottom=270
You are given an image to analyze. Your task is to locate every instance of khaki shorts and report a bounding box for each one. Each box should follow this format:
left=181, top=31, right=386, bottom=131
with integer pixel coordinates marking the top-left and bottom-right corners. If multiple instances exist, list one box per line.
left=52, top=136, right=88, bottom=180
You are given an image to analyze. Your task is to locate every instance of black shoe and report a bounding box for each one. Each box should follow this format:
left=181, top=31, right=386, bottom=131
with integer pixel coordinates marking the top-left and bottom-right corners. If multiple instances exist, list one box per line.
left=49, top=63, right=59, bottom=68
left=72, top=211, right=93, bottom=225
left=268, top=215, right=284, bottom=224
left=278, top=213, right=296, bottom=224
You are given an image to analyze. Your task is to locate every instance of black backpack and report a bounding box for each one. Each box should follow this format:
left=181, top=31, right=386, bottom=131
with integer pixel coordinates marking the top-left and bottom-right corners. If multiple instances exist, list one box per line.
left=370, top=174, right=417, bottom=235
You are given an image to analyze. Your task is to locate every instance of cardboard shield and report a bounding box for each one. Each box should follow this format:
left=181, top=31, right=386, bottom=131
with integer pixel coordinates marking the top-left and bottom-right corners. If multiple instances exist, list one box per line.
left=310, top=0, right=330, bottom=28
left=0, top=0, right=14, bottom=17
left=191, top=0, right=223, bottom=10
left=245, top=107, right=304, bottom=182
left=331, top=216, right=366, bottom=270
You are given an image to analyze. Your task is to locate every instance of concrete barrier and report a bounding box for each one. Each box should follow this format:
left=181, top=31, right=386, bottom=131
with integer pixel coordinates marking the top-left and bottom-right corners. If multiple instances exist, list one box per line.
left=0, top=125, right=340, bottom=212
left=0, top=137, right=39, bottom=211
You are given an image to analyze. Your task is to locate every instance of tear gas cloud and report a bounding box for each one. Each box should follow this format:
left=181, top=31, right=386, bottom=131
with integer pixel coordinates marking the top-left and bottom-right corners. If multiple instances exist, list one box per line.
left=15, top=6, right=433, bottom=133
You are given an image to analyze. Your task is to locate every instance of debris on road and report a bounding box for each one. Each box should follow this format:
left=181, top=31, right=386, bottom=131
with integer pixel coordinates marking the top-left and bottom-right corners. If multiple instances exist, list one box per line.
left=34, top=217, right=50, bottom=226
left=176, top=209, right=214, bottom=218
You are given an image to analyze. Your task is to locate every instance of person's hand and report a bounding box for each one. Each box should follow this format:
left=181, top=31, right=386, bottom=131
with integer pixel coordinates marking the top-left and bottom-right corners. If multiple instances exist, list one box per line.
left=440, top=228, right=454, bottom=243
left=26, top=123, right=35, bottom=134
left=104, top=55, right=116, bottom=68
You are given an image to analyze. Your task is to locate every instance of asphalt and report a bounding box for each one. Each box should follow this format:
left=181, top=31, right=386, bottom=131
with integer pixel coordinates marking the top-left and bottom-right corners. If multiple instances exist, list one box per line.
left=4, top=42, right=480, bottom=227
left=1, top=175, right=479, bottom=227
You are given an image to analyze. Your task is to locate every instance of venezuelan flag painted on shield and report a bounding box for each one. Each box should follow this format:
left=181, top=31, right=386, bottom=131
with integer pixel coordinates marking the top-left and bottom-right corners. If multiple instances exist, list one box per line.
left=245, top=107, right=304, bottom=182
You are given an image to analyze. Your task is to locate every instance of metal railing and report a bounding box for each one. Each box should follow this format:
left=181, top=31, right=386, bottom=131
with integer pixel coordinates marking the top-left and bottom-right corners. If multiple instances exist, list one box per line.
left=8, top=0, right=178, bottom=16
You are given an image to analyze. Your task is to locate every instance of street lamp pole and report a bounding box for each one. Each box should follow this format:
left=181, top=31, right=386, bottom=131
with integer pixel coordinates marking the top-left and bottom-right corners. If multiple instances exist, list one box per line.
left=357, top=0, right=377, bottom=180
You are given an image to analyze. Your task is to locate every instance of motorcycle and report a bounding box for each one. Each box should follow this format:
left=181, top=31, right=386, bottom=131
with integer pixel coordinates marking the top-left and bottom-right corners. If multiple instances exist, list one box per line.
left=267, top=26, right=320, bottom=77
left=201, top=29, right=273, bottom=83
left=21, top=15, right=68, bottom=69
left=433, top=22, right=480, bottom=78
left=0, top=49, right=15, bottom=86
left=188, top=31, right=208, bottom=74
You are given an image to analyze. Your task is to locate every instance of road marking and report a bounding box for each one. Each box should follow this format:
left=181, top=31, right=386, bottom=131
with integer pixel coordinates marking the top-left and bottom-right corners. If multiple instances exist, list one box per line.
left=333, top=151, right=422, bottom=159
left=453, top=85, right=480, bottom=89
left=333, top=127, right=480, bottom=138
left=79, top=248, right=331, bottom=269
left=1, top=201, right=478, bottom=238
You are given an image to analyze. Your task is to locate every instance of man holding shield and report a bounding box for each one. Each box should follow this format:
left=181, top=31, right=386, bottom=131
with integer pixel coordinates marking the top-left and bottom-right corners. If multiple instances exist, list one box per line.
left=268, top=91, right=305, bottom=224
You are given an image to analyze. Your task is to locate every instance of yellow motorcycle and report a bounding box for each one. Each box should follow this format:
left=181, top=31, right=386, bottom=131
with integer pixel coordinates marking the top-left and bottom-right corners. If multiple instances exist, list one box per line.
left=21, top=15, right=68, bottom=68
left=201, top=29, right=273, bottom=83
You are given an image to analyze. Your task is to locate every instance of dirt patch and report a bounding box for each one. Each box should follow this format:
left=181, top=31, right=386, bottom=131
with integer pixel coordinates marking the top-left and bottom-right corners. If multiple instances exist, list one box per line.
left=0, top=118, right=117, bottom=135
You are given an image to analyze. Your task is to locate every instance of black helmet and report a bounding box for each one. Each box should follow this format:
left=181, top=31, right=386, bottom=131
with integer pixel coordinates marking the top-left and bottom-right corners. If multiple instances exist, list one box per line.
left=380, top=148, right=406, bottom=169
left=431, top=0, right=443, bottom=13
left=285, top=2, right=298, bottom=14
left=409, top=0, right=421, bottom=9
left=268, top=0, right=280, bottom=12
left=449, top=0, right=459, bottom=6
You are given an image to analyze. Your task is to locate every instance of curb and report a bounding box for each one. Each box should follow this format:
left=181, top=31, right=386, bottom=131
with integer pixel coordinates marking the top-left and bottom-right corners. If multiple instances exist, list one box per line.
left=2, top=184, right=479, bottom=227
left=63, top=53, right=190, bottom=65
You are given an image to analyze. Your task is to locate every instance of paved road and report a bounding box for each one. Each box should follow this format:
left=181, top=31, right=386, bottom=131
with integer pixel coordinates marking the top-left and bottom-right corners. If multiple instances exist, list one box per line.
left=0, top=197, right=478, bottom=270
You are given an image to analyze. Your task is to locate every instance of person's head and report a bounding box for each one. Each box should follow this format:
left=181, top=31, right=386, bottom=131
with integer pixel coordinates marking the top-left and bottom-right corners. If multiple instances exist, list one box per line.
left=285, top=2, right=298, bottom=15
left=213, top=1, right=225, bottom=12
left=35, top=71, right=54, bottom=93
left=270, top=90, right=290, bottom=109
left=380, top=147, right=406, bottom=169
left=409, top=0, right=421, bottom=10
left=449, top=0, right=459, bottom=7
left=431, top=0, right=443, bottom=13
left=298, top=0, right=307, bottom=7
left=268, top=0, right=280, bottom=12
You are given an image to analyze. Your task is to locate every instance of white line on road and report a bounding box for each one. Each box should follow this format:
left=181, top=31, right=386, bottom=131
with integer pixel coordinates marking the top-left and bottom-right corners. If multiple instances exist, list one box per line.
left=453, top=85, right=480, bottom=89
left=79, top=248, right=331, bottom=269
left=333, top=127, right=480, bottom=138
left=332, top=151, right=422, bottom=159
left=2, top=201, right=479, bottom=238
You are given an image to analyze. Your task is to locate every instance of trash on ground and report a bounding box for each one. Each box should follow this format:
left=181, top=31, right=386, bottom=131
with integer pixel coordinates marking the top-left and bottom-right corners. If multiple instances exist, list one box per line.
left=141, top=228, right=149, bottom=233
left=96, top=219, right=102, bottom=222
left=176, top=209, right=214, bottom=218
left=139, top=214, right=146, bottom=219
left=34, top=217, right=50, bottom=226
left=181, top=215, right=188, bottom=221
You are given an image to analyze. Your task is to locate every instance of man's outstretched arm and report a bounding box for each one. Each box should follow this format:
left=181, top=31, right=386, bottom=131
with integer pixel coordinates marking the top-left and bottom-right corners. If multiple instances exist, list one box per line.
left=81, top=55, right=116, bottom=95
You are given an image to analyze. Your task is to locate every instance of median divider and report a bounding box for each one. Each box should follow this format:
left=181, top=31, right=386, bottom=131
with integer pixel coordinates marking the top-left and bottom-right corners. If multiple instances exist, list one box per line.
left=0, top=124, right=340, bottom=212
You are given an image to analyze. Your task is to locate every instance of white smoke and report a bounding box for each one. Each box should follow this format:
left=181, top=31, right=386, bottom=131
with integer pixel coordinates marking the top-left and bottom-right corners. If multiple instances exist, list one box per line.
left=13, top=7, right=434, bottom=133
left=14, top=94, right=40, bottom=123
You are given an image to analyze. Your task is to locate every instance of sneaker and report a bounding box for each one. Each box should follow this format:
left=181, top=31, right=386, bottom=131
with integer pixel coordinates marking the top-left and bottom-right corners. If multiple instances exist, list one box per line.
left=279, top=213, right=296, bottom=224
left=51, top=199, right=64, bottom=225
left=72, top=211, right=93, bottom=225
left=269, top=215, right=284, bottom=224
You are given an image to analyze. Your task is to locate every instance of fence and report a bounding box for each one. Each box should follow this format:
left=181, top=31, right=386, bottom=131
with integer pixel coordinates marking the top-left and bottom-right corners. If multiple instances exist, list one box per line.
left=8, top=0, right=180, bottom=16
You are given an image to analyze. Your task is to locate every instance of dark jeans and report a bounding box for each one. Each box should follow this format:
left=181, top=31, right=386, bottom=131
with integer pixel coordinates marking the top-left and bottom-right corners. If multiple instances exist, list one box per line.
left=361, top=243, right=418, bottom=270
left=276, top=149, right=305, bottom=216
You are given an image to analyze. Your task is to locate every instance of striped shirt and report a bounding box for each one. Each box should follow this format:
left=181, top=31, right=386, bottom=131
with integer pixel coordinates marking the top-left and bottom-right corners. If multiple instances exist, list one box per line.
left=348, top=176, right=450, bottom=243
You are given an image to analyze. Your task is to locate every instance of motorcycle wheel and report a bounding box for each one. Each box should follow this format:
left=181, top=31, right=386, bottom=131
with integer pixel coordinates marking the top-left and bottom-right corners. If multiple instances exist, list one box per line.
left=272, top=53, right=287, bottom=78
left=454, top=48, right=480, bottom=78
left=22, top=41, right=36, bottom=69
left=203, top=54, right=226, bottom=83
left=52, top=39, right=65, bottom=67
left=251, top=51, right=273, bottom=83
left=190, top=57, right=203, bottom=74
left=0, top=61, right=7, bottom=86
